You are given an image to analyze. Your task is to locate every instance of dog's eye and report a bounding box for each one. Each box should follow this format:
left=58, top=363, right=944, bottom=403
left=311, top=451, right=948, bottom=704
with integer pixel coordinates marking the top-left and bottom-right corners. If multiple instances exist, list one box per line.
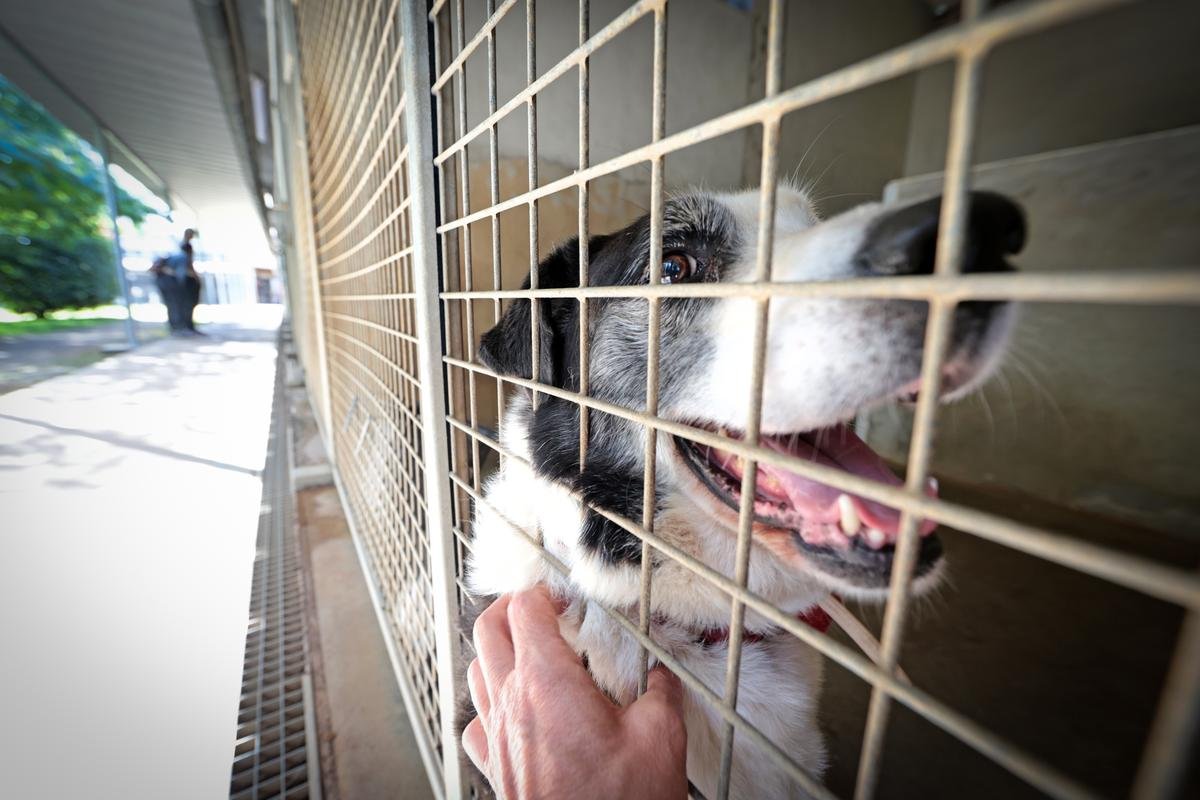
left=660, top=252, right=696, bottom=284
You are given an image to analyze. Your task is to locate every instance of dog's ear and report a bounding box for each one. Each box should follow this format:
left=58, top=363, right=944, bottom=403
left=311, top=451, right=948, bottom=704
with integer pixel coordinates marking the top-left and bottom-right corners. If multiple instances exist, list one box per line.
left=478, top=287, right=553, bottom=381
left=479, top=234, right=610, bottom=386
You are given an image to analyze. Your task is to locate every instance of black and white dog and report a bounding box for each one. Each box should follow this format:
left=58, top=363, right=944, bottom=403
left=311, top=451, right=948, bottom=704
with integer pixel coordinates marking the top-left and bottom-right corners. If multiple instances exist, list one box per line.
left=465, top=184, right=1024, bottom=798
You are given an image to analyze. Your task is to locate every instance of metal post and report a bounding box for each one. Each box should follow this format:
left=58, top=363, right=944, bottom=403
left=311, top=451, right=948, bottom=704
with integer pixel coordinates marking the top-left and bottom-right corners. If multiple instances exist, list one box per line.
left=397, top=2, right=464, bottom=797
left=96, top=131, right=138, bottom=350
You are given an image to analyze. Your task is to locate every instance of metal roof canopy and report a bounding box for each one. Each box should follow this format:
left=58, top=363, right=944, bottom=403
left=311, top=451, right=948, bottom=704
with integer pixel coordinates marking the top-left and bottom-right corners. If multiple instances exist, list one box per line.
left=0, top=0, right=270, bottom=261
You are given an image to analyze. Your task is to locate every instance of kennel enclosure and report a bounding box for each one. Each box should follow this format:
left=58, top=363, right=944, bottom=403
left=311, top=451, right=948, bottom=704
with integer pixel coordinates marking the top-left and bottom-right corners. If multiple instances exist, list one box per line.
left=267, top=0, right=1200, bottom=798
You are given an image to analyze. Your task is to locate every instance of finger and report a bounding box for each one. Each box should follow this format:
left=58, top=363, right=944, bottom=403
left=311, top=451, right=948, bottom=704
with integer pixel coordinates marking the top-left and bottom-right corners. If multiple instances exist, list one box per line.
left=643, top=663, right=685, bottom=708
left=627, top=664, right=687, bottom=746
left=462, top=716, right=488, bottom=774
left=473, top=595, right=515, bottom=698
left=467, top=657, right=491, bottom=719
left=506, top=585, right=583, bottom=673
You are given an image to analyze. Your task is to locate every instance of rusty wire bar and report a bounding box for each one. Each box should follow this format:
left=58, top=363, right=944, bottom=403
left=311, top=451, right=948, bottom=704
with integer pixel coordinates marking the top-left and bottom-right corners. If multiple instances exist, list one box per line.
left=637, top=0, right=668, bottom=697
left=715, top=1, right=785, bottom=795
left=428, top=0, right=472, bottom=548
left=451, top=0, right=482, bottom=502
left=577, top=0, right=591, bottom=469
left=854, top=14, right=988, bottom=796
left=1132, top=599, right=1200, bottom=800
left=527, top=0, right=541, bottom=410
left=487, top=0, right=505, bottom=465
left=439, top=269, right=1200, bottom=304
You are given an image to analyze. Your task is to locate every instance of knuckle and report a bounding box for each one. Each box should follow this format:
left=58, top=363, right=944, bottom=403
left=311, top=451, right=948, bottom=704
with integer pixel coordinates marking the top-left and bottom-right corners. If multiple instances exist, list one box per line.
left=508, top=588, right=539, bottom=618
left=473, top=603, right=497, bottom=642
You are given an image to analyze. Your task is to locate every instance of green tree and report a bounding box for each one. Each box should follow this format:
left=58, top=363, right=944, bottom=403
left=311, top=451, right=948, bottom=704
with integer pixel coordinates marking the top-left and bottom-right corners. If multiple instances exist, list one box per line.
left=0, top=74, right=152, bottom=317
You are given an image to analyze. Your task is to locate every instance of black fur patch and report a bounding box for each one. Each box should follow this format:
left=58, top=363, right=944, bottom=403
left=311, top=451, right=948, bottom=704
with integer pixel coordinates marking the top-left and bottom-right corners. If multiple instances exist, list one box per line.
left=478, top=196, right=739, bottom=567
left=529, top=398, right=649, bottom=565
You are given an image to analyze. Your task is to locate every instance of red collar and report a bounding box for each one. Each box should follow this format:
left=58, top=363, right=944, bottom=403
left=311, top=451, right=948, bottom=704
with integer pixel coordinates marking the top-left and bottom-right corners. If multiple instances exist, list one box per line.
left=695, top=604, right=832, bottom=648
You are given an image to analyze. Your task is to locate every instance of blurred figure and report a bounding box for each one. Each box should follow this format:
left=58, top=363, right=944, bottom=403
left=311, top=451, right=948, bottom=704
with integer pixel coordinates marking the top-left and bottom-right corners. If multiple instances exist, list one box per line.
left=180, top=230, right=204, bottom=335
left=151, top=229, right=203, bottom=336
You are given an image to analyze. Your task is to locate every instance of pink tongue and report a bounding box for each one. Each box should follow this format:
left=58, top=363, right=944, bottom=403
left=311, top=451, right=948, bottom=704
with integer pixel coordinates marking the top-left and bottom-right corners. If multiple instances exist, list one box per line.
left=758, top=425, right=937, bottom=536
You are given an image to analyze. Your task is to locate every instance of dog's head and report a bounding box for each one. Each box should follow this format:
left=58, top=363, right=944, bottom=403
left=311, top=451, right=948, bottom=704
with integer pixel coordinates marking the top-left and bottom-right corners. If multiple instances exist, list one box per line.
left=480, top=186, right=1024, bottom=600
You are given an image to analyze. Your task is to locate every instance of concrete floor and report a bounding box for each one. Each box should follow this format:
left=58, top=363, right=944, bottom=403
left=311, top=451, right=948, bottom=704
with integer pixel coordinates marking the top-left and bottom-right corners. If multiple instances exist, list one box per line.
left=0, top=309, right=281, bottom=800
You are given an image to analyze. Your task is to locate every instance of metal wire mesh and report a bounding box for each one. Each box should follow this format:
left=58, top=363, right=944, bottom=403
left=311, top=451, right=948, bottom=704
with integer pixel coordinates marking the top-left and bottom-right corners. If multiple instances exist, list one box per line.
left=275, top=0, right=1200, bottom=798
left=278, top=1, right=461, bottom=796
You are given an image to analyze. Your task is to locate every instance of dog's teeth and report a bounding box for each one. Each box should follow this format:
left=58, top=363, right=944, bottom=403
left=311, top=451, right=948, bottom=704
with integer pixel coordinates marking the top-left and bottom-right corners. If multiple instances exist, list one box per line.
left=837, top=494, right=861, bottom=536
left=928, top=476, right=940, bottom=494
left=866, top=528, right=887, bottom=548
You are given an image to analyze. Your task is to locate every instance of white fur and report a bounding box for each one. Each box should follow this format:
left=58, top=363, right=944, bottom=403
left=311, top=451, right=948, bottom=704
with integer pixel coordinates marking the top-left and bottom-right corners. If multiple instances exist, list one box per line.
left=469, top=396, right=829, bottom=798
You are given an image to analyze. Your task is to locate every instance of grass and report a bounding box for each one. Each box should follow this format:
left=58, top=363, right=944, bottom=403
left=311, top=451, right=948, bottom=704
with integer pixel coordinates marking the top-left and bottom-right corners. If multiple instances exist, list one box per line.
left=0, top=306, right=127, bottom=337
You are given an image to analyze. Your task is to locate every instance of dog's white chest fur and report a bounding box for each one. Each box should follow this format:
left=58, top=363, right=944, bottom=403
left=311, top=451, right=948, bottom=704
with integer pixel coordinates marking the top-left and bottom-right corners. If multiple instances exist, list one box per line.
left=467, top=397, right=830, bottom=799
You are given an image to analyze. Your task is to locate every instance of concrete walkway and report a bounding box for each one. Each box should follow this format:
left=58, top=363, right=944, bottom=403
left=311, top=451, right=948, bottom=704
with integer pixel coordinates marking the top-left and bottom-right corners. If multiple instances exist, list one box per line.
left=0, top=320, right=167, bottom=395
left=0, top=308, right=282, bottom=800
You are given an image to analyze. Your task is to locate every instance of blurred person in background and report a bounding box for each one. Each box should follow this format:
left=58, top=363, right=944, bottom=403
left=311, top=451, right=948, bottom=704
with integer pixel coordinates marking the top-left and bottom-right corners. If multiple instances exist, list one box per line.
left=151, top=229, right=203, bottom=336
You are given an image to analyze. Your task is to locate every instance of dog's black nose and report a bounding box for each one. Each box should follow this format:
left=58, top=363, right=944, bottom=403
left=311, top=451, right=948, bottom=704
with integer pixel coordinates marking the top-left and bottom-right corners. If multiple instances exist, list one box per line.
left=857, top=191, right=1025, bottom=276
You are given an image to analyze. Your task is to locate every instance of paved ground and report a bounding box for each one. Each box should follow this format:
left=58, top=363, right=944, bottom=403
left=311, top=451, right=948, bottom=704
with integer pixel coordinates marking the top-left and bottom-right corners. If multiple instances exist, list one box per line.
left=0, top=320, right=168, bottom=394
left=0, top=308, right=282, bottom=800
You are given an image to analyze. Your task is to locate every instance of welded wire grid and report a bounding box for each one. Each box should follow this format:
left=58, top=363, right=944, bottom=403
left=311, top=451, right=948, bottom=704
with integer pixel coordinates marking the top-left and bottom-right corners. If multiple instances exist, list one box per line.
left=427, top=1, right=1200, bottom=800
left=287, top=1, right=463, bottom=796
left=274, top=0, right=1200, bottom=798
left=230, top=342, right=319, bottom=800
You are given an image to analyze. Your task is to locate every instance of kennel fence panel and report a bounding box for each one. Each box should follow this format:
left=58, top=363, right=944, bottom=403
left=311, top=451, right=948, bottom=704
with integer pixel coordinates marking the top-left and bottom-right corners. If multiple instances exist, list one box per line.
left=274, top=1, right=1200, bottom=798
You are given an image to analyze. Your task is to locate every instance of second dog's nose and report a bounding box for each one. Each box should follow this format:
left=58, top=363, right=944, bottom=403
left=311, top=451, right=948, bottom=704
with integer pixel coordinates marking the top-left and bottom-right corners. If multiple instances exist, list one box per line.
left=857, top=191, right=1026, bottom=276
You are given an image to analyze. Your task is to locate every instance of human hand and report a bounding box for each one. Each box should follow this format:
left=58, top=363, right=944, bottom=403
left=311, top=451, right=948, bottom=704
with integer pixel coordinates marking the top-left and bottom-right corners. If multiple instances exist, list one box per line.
left=463, top=586, right=688, bottom=800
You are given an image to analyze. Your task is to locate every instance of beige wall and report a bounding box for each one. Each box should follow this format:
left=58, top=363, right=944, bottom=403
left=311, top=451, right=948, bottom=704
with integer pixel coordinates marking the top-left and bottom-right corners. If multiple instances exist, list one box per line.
left=903, top=0, right=1200, bottom=174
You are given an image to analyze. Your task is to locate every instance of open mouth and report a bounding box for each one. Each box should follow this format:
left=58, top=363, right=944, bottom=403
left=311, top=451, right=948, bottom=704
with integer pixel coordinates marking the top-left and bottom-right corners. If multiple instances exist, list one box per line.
left=674, top=421, right=942, bottom=590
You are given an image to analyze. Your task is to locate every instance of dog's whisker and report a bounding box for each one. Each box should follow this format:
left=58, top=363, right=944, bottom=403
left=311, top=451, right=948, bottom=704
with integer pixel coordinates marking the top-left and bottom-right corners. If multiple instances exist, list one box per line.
left=793, top=114, right=842, bottom=188
left=976, top=386, right=997, bottom=445
left=808, top=191, right=876, bottom=204
left=804, top=153, right=845, bottom=204
left=1009, top=351, right=1069, bottom=434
